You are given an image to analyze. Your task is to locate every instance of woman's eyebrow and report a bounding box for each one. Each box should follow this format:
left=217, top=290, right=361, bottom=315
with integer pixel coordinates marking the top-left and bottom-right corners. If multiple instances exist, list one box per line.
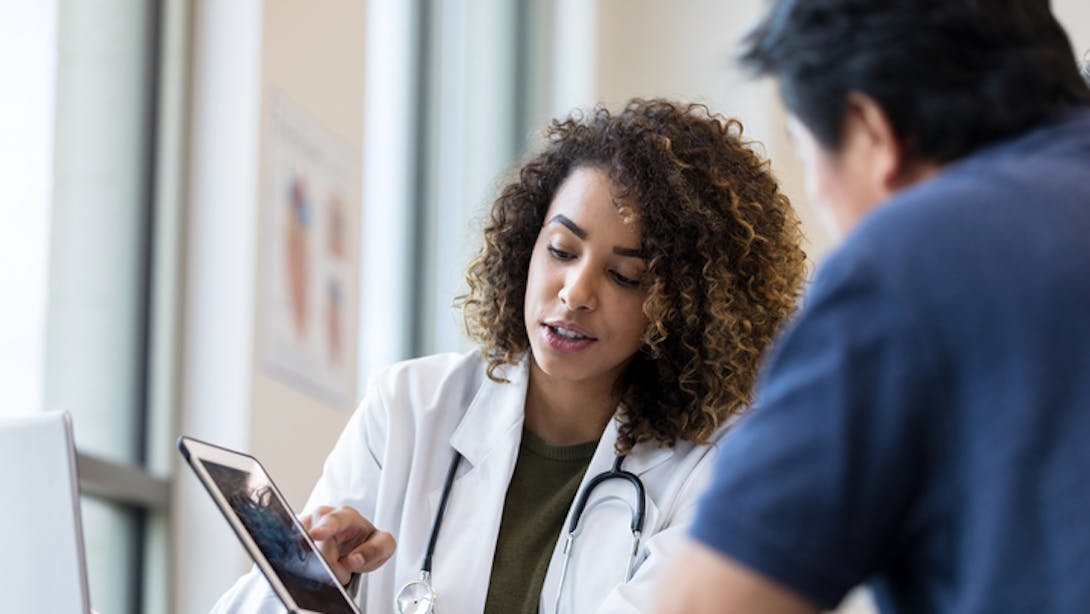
left=549, top=214, right=644, bottom=257
left=613, top=246, right=646, bottom=259
left=547, top=214, right=587, bottom=239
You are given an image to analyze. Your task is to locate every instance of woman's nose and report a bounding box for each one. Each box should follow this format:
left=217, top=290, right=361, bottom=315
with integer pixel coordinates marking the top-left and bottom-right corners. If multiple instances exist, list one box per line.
left=558, top=266, right=597, bottom=311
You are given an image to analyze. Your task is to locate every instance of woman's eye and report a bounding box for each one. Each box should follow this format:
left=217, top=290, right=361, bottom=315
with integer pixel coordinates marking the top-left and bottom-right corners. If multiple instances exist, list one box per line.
left=548, top=246, right=574, bottom=260
left=611, top=271, right=641, bottom=288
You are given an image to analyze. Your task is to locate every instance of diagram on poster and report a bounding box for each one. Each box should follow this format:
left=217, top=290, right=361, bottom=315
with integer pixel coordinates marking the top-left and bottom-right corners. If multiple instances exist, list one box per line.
left=260, top=93, right=356, bottom=405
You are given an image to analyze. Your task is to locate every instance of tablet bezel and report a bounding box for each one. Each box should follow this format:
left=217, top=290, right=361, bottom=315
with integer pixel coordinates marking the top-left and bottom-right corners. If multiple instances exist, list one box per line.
left=178, top=436, right=361, bottom=614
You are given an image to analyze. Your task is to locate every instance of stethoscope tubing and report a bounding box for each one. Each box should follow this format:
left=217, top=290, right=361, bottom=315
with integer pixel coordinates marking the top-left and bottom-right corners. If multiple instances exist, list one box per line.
left=399, top=448, right=646, bottom=614
left=552, top=454, right=645, bottom=614
left=567, top=454, right=646, bottom=535
left=421, top=452, right=462, bottom=575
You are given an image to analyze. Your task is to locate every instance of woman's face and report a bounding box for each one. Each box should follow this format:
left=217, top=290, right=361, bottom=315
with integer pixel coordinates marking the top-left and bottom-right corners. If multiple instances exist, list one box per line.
left=524, top=166, right=649, bottom=390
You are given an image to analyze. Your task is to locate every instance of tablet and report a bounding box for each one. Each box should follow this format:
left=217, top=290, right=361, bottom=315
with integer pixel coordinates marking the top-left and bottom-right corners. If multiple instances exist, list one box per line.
left=178, top=436, right=360, bottom=614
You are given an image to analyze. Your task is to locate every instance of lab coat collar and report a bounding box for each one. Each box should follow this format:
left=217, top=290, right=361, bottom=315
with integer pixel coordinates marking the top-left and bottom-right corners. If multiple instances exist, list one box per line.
left=448, top=353, right=676, bottom=472
left=448, top=354, right=530, bottom=467
left=595, top=415, right=675, bottom=476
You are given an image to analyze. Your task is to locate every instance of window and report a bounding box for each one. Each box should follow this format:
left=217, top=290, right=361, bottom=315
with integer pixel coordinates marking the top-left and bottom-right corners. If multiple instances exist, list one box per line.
left=1, top=1, right=188, bottom=612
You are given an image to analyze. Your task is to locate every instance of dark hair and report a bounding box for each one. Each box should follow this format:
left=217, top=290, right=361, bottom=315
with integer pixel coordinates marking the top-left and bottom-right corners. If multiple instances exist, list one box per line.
left=456, top=99, right=806, bottom=453
left=741, top=0, right=1090, bottom=162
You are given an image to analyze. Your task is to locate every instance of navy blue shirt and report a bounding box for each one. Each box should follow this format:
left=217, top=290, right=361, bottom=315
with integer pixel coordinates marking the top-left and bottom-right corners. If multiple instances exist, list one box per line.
left=691, top=109, right=1090, bottom=613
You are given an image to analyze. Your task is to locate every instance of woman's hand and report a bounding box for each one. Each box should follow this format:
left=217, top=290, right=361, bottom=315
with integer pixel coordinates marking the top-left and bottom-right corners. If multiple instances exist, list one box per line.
left=302, top=505, right=397, bottom=585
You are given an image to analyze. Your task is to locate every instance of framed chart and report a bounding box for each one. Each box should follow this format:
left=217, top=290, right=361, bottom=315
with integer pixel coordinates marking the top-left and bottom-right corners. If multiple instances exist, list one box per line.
left=258, top=92, right=357, bottom=405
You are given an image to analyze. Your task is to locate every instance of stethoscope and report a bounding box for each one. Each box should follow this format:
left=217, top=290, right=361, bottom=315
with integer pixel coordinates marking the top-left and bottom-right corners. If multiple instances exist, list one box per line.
left=395, top=449, right=646, bottom=614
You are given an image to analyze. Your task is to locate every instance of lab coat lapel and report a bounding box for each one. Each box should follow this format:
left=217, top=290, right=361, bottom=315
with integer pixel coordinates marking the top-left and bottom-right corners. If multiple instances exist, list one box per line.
left=538, top=415, right=673, bottom=612
left=426, top=357, right=529, bottom=613
left=586, top=414, right=676, bottom=477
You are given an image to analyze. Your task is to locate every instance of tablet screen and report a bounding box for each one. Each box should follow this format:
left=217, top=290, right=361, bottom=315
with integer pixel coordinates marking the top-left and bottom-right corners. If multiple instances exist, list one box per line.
left=200, top=459, right=356, bottom=614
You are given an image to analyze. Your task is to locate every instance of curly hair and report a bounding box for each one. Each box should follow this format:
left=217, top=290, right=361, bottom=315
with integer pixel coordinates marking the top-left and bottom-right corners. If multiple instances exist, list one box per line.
left=457, top=98, right=806, bottom=453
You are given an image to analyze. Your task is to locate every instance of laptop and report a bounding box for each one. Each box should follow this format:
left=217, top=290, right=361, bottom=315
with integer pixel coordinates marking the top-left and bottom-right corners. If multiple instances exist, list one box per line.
left=0, top=411, right=92, bottom=613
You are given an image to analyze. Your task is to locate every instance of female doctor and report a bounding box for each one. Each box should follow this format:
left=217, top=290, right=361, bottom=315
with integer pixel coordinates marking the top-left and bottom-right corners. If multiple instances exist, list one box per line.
left=213, top=99, right=806, bottom=613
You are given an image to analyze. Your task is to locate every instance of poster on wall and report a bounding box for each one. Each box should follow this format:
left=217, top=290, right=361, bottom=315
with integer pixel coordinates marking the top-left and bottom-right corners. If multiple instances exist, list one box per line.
left=259, top=92, right=356, bottom=406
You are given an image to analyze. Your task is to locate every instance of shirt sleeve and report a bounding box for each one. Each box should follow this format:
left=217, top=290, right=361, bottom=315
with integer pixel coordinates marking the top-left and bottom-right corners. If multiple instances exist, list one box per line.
left=688, top=250, right=942, bottom=609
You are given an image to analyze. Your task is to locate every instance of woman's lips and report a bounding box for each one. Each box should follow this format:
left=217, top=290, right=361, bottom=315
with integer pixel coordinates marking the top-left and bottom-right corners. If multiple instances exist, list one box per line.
left=541, top=323, right=596, bottom=353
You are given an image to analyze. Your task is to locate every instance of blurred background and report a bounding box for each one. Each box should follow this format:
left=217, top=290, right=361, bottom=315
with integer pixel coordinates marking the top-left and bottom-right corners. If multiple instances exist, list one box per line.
left=2, top=1, right=1088, bottom=612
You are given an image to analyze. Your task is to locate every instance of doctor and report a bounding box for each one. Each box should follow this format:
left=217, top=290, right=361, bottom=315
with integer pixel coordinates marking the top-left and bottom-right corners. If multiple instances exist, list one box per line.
left=213, top=99, right=806, bottom=613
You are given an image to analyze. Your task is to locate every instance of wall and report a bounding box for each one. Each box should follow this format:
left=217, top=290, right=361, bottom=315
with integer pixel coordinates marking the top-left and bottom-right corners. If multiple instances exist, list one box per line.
left=250, top=0, right=365, bottom=518
left=1056, top=0, right=1090, bottom=62
left=595, top=0, right=832, bottom=264
left=175, top=1, right=365, bottom=612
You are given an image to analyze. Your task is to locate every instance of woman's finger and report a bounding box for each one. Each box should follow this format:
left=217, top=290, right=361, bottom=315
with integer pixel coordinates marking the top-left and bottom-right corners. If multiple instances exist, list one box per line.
left=311, top=506, right=373, bottom=544
left=345, top=530, right=397, bottom=574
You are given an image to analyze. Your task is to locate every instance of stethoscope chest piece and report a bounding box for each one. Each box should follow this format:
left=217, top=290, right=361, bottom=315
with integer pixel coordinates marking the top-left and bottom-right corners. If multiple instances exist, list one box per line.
left=396, top=572, right=437, bottom=614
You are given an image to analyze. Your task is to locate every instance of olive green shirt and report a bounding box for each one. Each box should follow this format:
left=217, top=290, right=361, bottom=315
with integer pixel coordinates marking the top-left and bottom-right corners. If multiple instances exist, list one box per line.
left=483, top=428, right=597, bottom=614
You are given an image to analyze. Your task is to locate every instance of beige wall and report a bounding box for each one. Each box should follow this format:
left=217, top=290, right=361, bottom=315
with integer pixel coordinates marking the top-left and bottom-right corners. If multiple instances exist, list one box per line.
left=175, top=1, right=364, bottom=612
left=1056, top=0, right=1090, bottom=62
left=595, top=0, right=833, bottom=265
left=250, top=0, right=365, bottom=514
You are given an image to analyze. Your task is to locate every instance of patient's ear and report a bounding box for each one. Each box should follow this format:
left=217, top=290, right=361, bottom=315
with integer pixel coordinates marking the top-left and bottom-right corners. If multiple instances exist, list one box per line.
left=845, top=92, right=937, bottom=193
left=845, top=93, right=903, bottom=192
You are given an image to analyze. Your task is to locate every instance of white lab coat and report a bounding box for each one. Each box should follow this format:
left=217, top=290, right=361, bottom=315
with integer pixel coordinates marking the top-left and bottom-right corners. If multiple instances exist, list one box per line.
left=212, top=351, right=725, bottom=613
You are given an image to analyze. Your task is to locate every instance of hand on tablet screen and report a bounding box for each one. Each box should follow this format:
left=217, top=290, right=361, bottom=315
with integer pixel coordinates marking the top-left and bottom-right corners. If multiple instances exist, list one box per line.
left=303, top=505, right=397, bottom=584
